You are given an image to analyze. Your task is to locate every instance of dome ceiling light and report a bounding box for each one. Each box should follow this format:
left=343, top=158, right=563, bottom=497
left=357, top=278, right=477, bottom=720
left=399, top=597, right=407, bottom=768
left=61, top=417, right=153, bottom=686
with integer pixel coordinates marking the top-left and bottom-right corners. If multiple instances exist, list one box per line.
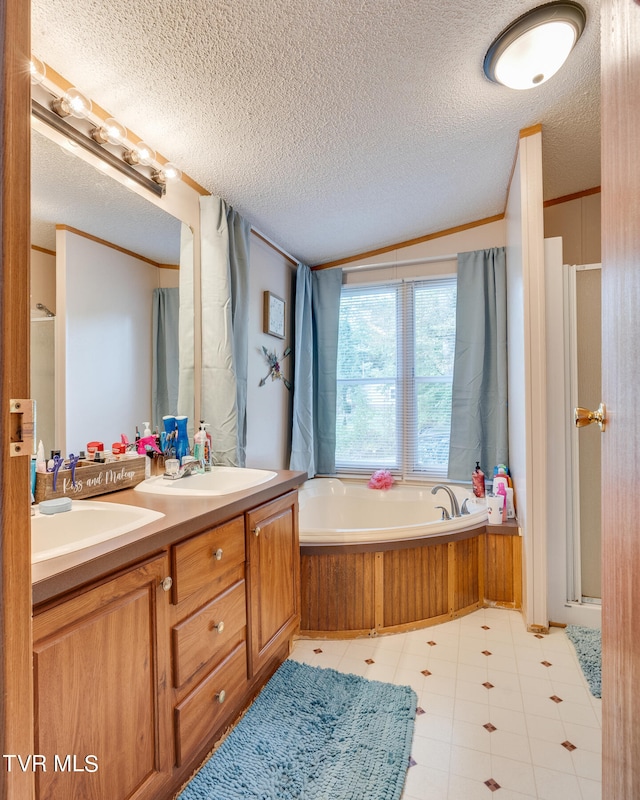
left=483, top=1, right=586, bottom=90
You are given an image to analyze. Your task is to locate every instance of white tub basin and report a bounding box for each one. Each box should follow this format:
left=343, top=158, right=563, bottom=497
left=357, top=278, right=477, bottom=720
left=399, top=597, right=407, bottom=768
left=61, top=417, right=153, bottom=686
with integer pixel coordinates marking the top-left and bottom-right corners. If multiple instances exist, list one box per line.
left=31, top=500, right=165, bottom=563
left=134, top=466, right=277, bottom=497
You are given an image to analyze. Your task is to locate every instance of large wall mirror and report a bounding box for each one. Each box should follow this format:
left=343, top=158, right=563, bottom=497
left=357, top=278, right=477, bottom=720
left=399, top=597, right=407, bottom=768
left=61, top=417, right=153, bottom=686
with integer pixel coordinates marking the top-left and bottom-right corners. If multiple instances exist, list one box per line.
left=31, top=120, right=186, bottom=456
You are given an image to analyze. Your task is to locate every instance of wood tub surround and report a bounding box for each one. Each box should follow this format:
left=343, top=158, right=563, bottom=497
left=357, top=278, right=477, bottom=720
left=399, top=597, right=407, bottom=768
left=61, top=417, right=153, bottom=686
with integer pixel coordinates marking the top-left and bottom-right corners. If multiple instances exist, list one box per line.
left=300, top=523, right=521, bottom=637
left=31, top=471, right=304, bottom=800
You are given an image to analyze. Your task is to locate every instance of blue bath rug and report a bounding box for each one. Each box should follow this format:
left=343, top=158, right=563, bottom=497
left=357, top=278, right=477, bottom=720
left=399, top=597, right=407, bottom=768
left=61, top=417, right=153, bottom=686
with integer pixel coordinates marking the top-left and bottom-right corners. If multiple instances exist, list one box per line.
left=177, top=659, right=417, bottom=800
left=566, top=624, right=602, bottom=698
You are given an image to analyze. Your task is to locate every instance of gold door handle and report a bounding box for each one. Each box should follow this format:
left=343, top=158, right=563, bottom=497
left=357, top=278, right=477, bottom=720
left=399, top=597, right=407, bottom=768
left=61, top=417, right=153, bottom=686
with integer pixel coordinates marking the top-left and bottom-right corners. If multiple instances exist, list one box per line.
left=574, top=402, right=606, bottom=432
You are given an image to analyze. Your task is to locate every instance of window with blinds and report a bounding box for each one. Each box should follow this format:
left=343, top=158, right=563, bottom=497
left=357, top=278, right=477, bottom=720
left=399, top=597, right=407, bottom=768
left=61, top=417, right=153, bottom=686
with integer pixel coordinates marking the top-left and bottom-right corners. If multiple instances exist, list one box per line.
left=335, top=277, right=457, bottom=477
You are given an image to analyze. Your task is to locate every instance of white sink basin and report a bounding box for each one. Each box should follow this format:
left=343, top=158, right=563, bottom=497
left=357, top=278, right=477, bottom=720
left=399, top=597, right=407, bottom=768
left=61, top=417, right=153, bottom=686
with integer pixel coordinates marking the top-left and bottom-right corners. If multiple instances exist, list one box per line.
left=134, top=466, right=277, bottom=497
left=31, top=500, right=165, bottom=563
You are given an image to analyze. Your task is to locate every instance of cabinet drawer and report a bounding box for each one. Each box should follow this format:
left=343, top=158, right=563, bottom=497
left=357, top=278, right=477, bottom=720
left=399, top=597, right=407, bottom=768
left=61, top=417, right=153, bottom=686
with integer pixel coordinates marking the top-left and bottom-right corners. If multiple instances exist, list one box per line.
left=174, top=642, right=248, bottom=766
left=172, top=517, right=245, bottom=604
left=172, top=580, right=246, bottom=689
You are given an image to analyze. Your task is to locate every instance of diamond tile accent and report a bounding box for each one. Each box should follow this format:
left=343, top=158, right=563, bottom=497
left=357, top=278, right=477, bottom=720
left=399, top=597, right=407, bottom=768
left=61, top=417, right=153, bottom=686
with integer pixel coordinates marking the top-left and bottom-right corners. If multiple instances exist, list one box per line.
left=427, top=641, right=437, bottom=646
left=408, top=756, right=417, bottom=767
left=482, top=650, right=492, bottom=656
left=550, top=695, right=563, bottom=704
left=483, top=723, right=497, bottom=732
left=481, top=625, right=491, bottom=630
left=483, top=681, right=495, bottom=689
left=421, top=669, right=432, bottom=677
left=541, top=660, right=552, bottom=667
left=416, top=707, right=426, bottom=716
left=561, top=741, right=577, bottom=751
left=365, top=658, right=375, bottom=664
left=485, top=778, right=501, bottom=792
left=313, top=648, right=323, bottom=654
left=534, top=634, right=544, bottom=639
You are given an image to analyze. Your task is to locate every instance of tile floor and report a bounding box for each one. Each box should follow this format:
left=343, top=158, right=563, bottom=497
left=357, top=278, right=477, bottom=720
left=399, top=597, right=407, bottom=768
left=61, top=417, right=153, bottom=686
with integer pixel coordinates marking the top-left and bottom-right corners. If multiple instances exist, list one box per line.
left=289, top=608, right=601, bottom=800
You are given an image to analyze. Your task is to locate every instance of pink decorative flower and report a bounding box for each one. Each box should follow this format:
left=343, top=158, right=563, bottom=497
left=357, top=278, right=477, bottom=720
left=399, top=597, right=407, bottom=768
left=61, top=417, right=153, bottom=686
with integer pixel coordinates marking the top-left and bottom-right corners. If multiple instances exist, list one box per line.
left=368, top=469, right=394, bottom=490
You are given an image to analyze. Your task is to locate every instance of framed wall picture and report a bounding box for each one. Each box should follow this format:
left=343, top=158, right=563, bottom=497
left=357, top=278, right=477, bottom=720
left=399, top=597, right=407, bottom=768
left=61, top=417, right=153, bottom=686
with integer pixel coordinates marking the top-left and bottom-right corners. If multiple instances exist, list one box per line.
left=263, top=291, right=286, bottom=338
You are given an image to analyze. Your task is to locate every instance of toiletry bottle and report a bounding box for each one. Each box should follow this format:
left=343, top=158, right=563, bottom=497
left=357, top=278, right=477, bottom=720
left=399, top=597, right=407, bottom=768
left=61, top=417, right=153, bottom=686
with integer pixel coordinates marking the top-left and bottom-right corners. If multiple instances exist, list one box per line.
left=162, top=415, right=177, bottom=435
left=496, top=481, right=508, bottom=523
left=493, top=473, right=509, bottom=497
left=506, top=487, right=516, bottom=519
left=162, top=415, right=177, bottom=459
left=36, top=440, right=47, bottom=473
left=175, top=415, right=190, bottom=464
left=204, top=424, right=213, bottom=468
left=472, top=462, right=486, bottom=498
left=137, top=436, right=161, bottom=478
left=194, top=422, right=207, bottom=466
left=196, top=420, right=212, bottom=468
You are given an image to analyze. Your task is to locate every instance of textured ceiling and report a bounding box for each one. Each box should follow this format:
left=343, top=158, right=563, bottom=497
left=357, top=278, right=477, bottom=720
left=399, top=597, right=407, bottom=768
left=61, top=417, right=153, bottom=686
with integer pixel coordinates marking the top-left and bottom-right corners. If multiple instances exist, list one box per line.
left=31, top=0, right=601, bottom=265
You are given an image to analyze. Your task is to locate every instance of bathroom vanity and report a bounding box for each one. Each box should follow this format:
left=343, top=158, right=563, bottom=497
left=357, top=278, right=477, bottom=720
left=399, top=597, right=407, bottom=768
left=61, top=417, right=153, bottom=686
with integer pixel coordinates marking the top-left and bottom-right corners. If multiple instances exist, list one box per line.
left=31, top=470, right=304, bottom=800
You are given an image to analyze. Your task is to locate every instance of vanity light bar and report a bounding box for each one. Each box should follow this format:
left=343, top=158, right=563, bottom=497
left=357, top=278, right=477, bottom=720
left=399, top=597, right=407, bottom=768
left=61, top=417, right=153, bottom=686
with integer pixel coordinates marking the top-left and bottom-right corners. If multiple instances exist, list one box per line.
left=31, top=98, right=165, bottom=199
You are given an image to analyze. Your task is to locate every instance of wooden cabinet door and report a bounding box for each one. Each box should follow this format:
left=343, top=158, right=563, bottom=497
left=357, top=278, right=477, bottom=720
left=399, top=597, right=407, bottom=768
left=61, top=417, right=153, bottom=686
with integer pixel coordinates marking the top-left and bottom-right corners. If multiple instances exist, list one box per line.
left=33, top=556, right=172, bottom=800
left=246, top=491, right=300, bottom=676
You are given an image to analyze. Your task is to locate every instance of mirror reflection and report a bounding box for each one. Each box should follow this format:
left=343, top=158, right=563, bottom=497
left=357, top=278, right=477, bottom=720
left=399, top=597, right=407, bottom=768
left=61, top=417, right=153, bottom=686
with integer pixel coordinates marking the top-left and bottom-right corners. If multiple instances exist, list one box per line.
left=30, top=125, right=182, bottom=456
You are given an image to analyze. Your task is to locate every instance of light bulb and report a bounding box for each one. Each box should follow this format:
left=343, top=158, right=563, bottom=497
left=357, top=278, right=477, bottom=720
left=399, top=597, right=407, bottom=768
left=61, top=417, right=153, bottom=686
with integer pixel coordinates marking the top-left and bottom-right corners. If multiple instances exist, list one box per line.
left=52, top=87, right=92, bottom=118
left=91, top=117, right=127, bottom=146
left=103, top=118, right=127, bottom=145
left=123, top=141, right=156, bottom=166
left=30, top=55, right=46, bottom=85
left=65, top=88, right=92, bottom=118
left=152, top=162, right=182, bottom=185
left=162, top=162, right=182, bottom=182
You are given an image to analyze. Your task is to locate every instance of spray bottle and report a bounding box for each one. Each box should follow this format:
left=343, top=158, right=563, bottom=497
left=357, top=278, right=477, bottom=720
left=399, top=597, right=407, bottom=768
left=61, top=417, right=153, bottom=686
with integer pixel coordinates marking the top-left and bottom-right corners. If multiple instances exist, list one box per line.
left=137, top=435, right=162, bottom=478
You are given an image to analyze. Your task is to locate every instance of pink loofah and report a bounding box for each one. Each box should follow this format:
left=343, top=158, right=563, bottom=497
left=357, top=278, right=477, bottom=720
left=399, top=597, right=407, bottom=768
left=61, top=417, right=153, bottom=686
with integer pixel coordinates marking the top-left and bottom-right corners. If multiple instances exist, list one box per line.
left=368, top=469, right=395, bottom=490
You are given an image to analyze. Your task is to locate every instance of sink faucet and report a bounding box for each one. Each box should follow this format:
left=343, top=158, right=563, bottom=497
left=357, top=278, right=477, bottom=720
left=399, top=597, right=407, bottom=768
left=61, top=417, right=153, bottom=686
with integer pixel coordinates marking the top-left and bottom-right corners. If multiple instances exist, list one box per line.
left=431, top=484, right=461, bottom=518
left=163, top=456, right=199, bottom=480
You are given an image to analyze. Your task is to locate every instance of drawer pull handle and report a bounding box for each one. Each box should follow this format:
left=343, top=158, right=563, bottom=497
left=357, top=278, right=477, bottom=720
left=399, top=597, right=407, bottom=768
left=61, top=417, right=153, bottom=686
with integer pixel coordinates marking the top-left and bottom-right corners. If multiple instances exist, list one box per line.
left=214, top=548, right=224, bottom=561
left=215, top=689, right=226, bottom=704
left=211, top=620, right=225, bottom=634
left=161, top=576, right=173, bottom=592
left=253, top=525, right=262, bottom=537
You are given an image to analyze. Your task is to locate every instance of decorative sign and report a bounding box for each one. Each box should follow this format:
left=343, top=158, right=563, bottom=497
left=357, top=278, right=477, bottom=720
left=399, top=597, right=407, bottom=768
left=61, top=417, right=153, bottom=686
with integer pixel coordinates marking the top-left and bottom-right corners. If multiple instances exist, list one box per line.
left=263, top=291, right=286, bottom=338
left=35, top=457, right=147, bottom=502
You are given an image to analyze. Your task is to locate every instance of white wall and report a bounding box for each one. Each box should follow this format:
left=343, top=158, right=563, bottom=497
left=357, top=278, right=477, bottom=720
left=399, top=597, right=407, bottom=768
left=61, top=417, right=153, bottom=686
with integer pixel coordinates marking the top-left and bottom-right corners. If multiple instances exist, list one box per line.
left=246, top=234, right=295, bottom=469
left=505, top=130, right=548, bottom=630
left=56, top=229, right=164, bottom=453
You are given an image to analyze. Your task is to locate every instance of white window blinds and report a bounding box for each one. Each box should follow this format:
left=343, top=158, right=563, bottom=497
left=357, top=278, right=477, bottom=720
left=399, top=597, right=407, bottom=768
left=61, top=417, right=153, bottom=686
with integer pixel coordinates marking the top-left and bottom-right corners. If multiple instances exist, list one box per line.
left=336, top=277, right=457, bottom=478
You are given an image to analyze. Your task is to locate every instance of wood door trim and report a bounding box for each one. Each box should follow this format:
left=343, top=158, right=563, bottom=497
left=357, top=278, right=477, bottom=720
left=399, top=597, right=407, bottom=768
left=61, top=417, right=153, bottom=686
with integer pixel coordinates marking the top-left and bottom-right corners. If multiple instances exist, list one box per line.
left=0, top=1, right=35, bottom=796
left=601, top=0, right=640, bottom=794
